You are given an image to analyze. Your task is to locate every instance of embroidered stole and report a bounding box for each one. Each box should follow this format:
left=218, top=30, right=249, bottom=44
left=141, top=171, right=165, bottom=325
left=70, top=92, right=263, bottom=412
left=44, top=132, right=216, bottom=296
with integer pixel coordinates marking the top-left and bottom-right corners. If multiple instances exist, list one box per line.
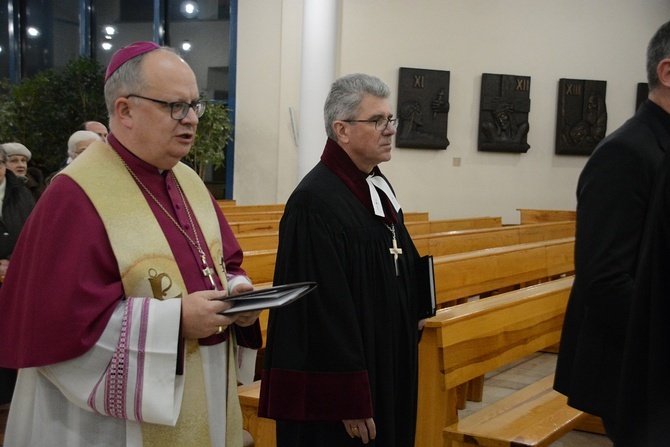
left=63, top=142, right=243, bottom=446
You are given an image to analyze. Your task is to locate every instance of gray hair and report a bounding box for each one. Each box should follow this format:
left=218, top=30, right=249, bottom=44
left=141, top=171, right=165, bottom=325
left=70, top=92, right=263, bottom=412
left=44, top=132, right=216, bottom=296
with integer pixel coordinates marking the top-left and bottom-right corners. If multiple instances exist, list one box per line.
left=104, top=46, right=181, bottom=116
left=67, top=130, right=102, bottom=157
left=324, top=73, right=391, bottom=140
left=647, top=21, right=670, bottom=91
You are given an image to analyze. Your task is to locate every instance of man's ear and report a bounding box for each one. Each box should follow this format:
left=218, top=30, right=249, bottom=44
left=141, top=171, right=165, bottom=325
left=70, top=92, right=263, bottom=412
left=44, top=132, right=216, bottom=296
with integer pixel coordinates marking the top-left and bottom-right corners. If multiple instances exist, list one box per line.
left=333, top=121, right=350, bottom=144
left=115, top=97, right=134, bottom=129
left=657, top=58, right=670, bottom=89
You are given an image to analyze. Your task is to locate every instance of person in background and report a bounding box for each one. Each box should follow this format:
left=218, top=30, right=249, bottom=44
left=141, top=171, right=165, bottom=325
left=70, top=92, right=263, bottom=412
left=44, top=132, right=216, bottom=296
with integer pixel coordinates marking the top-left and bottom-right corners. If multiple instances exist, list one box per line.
left=0, top=41, right=261, bottom=446
left=68, top=130, right=103, bottom=160
left=0, top=142, right=45, bottom=202
left=613, top=20, right=670, bottom=446
left=260, top=73, right=424, bottom=447
left=553, top=20, right=670, bottom=444
left=46, top=130, right=102, bottom=185
left=0, top=144, right=35, bottom=425
left=59, top=122, right=109, bottom=168
left=81, top=120, right=109, bottom=143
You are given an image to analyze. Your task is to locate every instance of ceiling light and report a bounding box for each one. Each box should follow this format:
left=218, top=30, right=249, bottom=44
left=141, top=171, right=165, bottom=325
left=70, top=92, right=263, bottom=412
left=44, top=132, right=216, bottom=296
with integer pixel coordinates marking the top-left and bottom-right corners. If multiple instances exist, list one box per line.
left=180, top=1, right=199, bottom=19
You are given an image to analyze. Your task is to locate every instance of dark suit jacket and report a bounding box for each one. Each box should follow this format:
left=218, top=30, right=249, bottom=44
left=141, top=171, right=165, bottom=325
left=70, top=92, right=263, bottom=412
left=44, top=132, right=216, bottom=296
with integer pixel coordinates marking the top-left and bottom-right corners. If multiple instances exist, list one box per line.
left=554, top=100, right=670, bottom=424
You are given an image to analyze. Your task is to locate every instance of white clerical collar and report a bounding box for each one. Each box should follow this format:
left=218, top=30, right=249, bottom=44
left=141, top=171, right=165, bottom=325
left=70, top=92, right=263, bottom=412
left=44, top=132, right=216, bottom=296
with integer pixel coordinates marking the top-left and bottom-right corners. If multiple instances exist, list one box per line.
left=365, top=173, right=401, bottom=218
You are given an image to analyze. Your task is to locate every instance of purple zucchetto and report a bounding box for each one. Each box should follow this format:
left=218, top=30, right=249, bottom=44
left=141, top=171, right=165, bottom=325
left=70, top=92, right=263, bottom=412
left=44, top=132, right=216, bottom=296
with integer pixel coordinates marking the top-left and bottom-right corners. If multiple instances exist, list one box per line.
left=104, top=41, right=161, bottom=83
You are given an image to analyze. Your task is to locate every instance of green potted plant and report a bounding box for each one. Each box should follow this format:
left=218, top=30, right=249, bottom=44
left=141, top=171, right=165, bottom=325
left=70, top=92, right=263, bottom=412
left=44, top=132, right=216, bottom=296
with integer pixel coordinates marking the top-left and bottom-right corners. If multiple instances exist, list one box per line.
left=186, top=98, right=234, bottom=180
left=0, top=56, right=107, bottom=174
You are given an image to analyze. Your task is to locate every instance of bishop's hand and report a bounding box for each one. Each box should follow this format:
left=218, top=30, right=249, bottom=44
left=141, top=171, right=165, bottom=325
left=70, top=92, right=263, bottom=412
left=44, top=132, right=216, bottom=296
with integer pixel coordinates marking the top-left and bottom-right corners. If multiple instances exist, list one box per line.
left=229, top=282, right=261, bottom=327
left=181, top=289, right=236, bottom=339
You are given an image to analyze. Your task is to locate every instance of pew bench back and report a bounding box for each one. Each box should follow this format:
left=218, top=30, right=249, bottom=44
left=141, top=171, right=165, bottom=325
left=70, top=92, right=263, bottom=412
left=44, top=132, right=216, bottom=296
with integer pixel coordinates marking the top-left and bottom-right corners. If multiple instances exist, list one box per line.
left=416, top=276, right=580, bottom=447
left=235, top=216, right=506, bottom=251
left=434, top=237, right=574, bottom=307
left=413, top=221, right=575, bottom=257
left=517, top=208, right=576, bottom=224
left=405, top=216, right=502, bottom=237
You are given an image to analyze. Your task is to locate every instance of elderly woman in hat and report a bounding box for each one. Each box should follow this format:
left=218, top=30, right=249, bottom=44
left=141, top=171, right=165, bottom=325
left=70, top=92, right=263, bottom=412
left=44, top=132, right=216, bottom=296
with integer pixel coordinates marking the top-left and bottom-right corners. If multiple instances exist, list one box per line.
left=0, top=144, right=35, bottom=275
left=0, top=143, right=35, bottom=409
left=0, top=142, right=46, bottom=202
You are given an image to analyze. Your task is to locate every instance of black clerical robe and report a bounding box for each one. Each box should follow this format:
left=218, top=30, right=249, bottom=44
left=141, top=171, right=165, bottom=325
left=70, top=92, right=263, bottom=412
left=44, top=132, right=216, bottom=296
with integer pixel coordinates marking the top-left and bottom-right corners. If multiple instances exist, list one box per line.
left=616, top=151, right=670, bottom=445
left=259, top=141, right=421, bottom=447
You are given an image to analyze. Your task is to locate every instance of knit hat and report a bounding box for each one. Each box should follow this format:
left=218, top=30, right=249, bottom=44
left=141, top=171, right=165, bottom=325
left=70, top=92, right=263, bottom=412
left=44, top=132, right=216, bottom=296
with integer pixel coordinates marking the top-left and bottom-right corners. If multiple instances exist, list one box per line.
left=1, top=143, right=31, bottom=161
left=105, top=41, right=161, bottom=82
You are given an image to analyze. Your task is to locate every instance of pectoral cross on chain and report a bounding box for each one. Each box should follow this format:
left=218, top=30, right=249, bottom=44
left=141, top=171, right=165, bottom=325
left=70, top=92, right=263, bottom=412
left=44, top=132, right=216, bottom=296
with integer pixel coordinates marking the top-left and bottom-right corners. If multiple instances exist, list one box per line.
left=387, top=224, right=403, bottom=276
left=199, top=250, right=218, bottom=290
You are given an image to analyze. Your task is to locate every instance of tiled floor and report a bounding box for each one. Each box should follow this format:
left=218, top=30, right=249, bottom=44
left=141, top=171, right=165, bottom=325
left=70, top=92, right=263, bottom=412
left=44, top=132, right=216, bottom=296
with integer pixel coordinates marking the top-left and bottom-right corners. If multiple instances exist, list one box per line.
left=463, top=352, right=613, bottom=447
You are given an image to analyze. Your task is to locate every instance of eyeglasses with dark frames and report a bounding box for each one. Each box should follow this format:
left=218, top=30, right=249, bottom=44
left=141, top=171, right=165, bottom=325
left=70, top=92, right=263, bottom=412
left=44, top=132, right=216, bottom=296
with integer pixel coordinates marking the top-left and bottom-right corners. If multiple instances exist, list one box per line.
left=126, top=94, right=206, bottom=120
left=341, top=117, right=398, bottom=132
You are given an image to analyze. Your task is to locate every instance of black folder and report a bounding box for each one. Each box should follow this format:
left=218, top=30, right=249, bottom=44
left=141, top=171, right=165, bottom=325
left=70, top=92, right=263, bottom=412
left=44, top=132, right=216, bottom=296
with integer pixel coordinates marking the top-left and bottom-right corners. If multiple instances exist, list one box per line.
left=416, top=255, right=437, bottom=319
left=219, top=282, right=317, bottom=315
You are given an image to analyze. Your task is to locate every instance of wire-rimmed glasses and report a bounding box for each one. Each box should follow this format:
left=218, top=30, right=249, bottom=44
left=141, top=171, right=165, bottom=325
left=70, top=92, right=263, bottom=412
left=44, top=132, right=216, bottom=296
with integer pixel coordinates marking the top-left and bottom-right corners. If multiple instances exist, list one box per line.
left=126, top=94, right=206, bottom=120
left=341, top=117, right=398, bottom=132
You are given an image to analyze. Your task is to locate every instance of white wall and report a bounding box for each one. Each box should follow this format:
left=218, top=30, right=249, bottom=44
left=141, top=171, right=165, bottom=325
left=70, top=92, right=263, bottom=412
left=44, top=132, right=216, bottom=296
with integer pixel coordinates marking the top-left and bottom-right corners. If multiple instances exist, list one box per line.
left=235, top=0, right=670, bottom=223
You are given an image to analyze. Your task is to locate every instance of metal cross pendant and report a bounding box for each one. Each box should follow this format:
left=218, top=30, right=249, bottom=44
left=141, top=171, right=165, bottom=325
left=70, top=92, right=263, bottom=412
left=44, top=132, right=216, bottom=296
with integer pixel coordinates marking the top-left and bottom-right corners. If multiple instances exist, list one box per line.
left=387, top=224, right=403, bottom=276
left=200, top=252, right=218, bottom=290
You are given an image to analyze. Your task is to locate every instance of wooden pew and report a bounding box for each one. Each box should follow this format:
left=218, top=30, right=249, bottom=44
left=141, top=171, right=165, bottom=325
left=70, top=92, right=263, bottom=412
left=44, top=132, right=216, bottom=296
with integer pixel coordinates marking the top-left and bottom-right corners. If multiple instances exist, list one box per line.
left=218, top=204, right=424, bottom=229
left=416, top=276, right=588, bottom=447
left=242, top=249, right=276, bottom=284
left=228, top=220, right=281, bottom=235
left=242, top=230, right=572, bottom=284
left=434, top=237, right=574, bottom=307
left=412, top=221, right=575, bottom=257
left=239, top=381, right=276, bottom=447
left=403, top=211, right=430, bottom=222
left=248, top=238, right=573, bottom=350
left=241, top=278, right=581, bottom=447
left=517, top=208, right=576, bottom=224
left=217, top=201, right=284, bottom=213
left=235, top=216, right=504, bottom=251
left=405, top=216, right=502, bottom=237
left=223, top=210, right=285, bottom=222
left=236, top=232, right=280, bottom=252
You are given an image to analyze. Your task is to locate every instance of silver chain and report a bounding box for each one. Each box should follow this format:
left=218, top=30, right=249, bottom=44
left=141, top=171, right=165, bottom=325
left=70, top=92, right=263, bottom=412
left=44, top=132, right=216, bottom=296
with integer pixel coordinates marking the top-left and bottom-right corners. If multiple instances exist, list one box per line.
left=120, top=159, right=207, bottom=260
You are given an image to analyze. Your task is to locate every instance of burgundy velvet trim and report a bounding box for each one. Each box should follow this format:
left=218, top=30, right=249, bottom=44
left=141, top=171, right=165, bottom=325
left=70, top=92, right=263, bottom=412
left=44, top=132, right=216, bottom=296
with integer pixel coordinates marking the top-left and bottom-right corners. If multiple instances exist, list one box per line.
left=258, top=368, right=373, bottom=421
left=320, top=139, right=397, bottom=224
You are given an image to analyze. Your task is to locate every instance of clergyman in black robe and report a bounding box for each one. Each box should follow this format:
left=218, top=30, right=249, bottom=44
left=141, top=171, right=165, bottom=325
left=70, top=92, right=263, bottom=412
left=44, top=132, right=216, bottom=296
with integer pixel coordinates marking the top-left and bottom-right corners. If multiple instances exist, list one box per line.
left=259, top=73, right=423, bottom=447
left=616, top=149, right=670, bottom=445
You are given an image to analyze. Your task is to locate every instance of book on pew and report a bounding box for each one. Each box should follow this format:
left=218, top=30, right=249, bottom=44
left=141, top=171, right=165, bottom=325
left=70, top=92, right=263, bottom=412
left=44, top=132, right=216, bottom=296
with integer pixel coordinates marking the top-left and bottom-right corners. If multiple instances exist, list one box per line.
left=416, top=255, right=437, bottom=319
left=219, top=281, right=317, bottom=315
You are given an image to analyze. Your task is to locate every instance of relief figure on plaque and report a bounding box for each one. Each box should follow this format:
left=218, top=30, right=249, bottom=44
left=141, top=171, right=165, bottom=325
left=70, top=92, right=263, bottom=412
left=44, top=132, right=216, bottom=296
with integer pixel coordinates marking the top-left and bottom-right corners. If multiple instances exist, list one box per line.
left=398, top=101, right=425, bottom=140
left=562, top=93, right=607, bottom=147
left=481, top=102, right=529, bottom=145
left=398, top=100, right=449, bottom=147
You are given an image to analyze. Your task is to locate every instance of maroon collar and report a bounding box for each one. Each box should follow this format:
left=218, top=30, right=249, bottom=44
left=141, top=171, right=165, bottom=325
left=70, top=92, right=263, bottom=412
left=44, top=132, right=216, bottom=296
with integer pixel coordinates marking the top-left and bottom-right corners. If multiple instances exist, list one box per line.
left=320, top=138, right=397, bottom=224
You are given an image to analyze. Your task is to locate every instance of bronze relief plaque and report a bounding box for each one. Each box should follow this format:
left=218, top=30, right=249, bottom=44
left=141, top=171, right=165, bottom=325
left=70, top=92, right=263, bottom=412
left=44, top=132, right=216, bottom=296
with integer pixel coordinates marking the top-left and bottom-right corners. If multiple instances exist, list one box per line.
left=478, top=73, right=531, bottom=153
left=396, top=67, right=450, bottom=150
left=555, top=78, right=607, bottom=156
